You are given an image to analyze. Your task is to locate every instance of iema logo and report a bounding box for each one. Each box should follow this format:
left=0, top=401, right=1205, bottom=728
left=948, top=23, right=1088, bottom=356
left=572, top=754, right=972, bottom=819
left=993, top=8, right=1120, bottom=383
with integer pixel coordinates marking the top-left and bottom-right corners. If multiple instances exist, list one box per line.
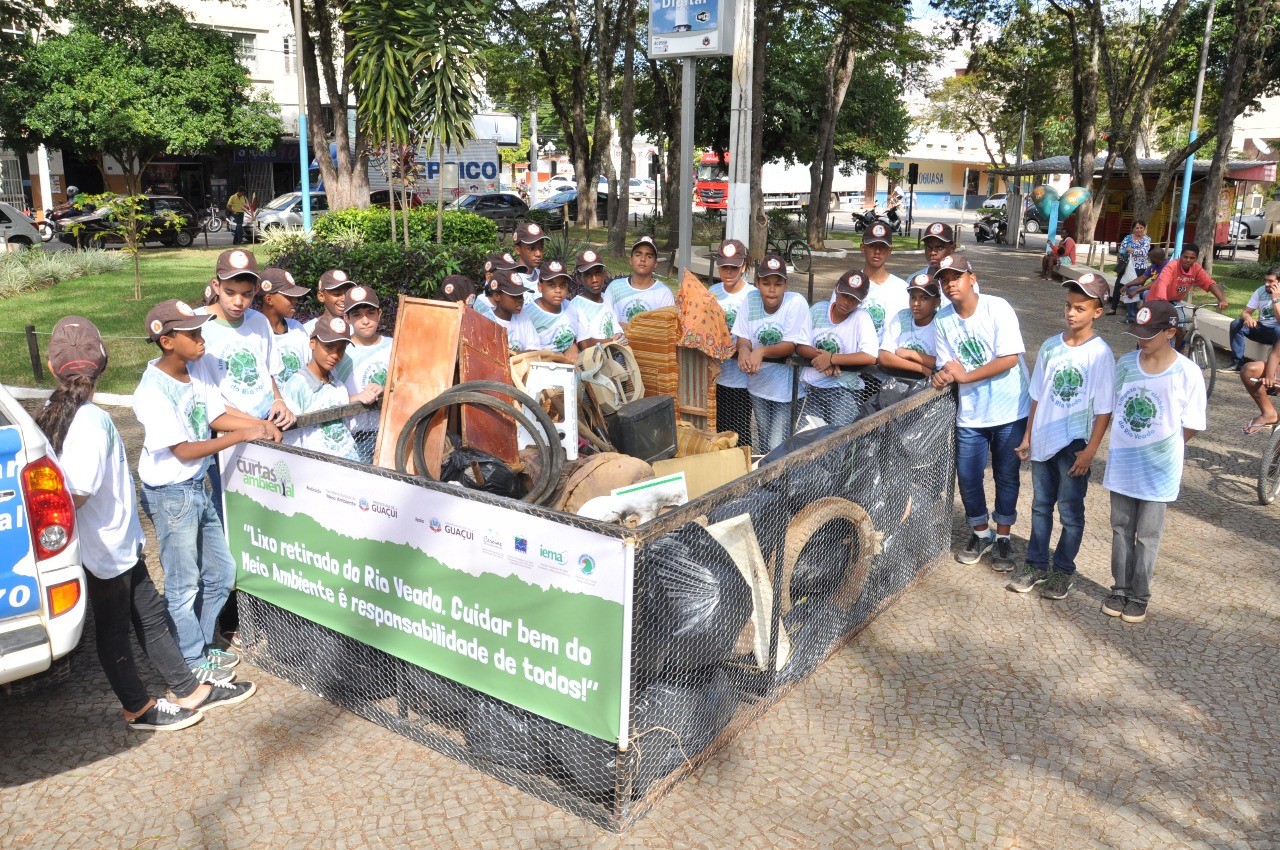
left=514, top=536, right=528, bottom=553
left=359, top=498, right=370, bottom=511
left=578, top=554, right=596, bottom=576
left=540, top=545, right=565, bottom=565
left=430, top=518, right=443, bottom=533
left=236, top=457, right=294, bottom=498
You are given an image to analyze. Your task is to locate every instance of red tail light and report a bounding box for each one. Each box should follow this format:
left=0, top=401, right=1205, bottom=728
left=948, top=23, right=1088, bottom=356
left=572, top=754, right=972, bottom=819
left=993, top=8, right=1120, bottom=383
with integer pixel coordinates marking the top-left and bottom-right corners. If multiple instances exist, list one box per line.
left=21, top=456, right=76, bottom=560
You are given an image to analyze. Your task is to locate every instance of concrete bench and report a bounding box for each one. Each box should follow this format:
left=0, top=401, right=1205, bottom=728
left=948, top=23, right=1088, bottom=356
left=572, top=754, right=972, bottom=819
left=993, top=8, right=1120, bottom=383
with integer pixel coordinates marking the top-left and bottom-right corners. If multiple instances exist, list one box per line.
left=1055, top=262, right=1108, bottom=284
left=1195, top=309, right=1274, bottom=362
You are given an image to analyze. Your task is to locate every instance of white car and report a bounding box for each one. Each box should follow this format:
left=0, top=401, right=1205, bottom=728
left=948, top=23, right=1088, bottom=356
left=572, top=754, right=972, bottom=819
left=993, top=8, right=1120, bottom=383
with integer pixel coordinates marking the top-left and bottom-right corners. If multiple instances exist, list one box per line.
left=981, top=193, right=1008, bottom=210
left=0, top=202, right=46, bottom=250
left=0, top=384, right=86, bottom=689
left=629, top=177, right=656, bottom=199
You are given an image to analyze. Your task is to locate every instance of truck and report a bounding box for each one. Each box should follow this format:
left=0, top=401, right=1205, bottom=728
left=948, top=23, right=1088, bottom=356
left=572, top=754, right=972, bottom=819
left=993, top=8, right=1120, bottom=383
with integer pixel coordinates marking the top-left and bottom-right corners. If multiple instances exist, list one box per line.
left=366, top=137, right=503, bottom=204
left=0, top=384, right=86, bottom=692
left=694, top=151, right=864, bottom=211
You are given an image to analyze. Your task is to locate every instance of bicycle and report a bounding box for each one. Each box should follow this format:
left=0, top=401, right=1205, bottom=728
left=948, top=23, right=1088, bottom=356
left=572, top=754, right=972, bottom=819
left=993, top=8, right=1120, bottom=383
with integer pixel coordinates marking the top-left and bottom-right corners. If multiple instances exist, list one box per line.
left=765, top=222, right=813, bottom=274
left=1176, top=303, right=1217, bottom=402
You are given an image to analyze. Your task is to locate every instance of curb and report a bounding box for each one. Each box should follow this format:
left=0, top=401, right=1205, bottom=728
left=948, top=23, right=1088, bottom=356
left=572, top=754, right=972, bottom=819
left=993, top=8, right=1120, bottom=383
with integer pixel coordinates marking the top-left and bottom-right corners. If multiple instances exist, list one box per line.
left=3, top=384, right=135, bottom=408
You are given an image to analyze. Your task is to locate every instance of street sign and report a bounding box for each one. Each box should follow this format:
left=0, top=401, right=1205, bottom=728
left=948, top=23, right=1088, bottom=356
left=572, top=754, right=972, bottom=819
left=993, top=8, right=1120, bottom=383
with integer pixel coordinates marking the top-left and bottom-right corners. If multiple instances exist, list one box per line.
left=649, top=0, right=736, bottom=58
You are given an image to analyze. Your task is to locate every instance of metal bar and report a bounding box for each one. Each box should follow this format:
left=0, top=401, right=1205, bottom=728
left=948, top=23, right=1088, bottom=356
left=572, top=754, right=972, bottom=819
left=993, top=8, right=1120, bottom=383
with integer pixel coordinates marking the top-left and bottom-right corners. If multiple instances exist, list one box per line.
left=25, top=325, right=44, bottom=383
left=1174, top=0, right=1216, bottom=257
left=293, top=0, right=312, bottom=232
left=677, top=58, right=695, bottom=277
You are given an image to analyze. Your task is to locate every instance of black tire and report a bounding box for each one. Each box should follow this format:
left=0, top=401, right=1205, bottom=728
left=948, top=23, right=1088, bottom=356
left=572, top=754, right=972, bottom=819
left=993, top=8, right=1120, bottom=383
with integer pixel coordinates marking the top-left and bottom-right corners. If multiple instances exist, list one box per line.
left=1259, top=426, right=1280, bottom=506
left=787, top=239, right=812, bottom=273
left=1186, top=333, right=1216, bottom=401
left=1024, top=218, right=1041, bottom=234
left=206, top=216, right=224, bottom=233
left=37, top=223, right=53, bottom=241
left=175, top=230, right=194, bottom=247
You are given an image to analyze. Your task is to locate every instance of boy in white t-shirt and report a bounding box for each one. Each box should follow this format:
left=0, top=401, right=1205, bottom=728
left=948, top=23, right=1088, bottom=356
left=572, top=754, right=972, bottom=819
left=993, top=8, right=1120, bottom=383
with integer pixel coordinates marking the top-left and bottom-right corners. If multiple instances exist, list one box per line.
left=908, top=222, right=957, bottom=283
left=930, top=255, right=1031, bottom=569
left=606, top=235, right=675, bottom=333
left=878, top=271, right=941, bottom=379
left=733, top=254, right=812, bottom=452
left=572, top=248, right=619, bottom=349
left=479, top=268, right=541, bottom=353
left=282, top=315, right=382, bottom=461
left=334, top=285, right=393, bottom=462
left=513, top=222, right=548, bottom=294
left=1009, top=273, right=1115, bottom=600
left=709, top=239, right=757, bottom=445
left=514, top=258, right=580, bottom=362
left=133, top=300, right=280, bottom=683
left=1102, top=300, right=1206, bottom=624
left=474, top=251, right=528, bottom=319
left=258, top=267, right=312, bottom=386
left=303, top=268, right=357, bottom=334
left=858, top=221, right=909, bottom=338
left=796, top=270, right=878, bottom=426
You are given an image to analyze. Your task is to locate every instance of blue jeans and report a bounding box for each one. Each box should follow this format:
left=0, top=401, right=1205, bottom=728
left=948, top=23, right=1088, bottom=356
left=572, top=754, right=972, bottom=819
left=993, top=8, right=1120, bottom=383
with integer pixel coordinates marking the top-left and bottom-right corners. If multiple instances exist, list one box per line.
left=751, top=395, right=793, bottom=453
left=803, top=386, right=863, bottom=428
left=231, top=211, right=246, bottom=244
left=1027, top=439, right=1090, bottom=573
left=1228, top=318, right=1280, bottom=363
left=139, top=477, right=236, bottom=668
left=956, top=417, right=1027, bottom=529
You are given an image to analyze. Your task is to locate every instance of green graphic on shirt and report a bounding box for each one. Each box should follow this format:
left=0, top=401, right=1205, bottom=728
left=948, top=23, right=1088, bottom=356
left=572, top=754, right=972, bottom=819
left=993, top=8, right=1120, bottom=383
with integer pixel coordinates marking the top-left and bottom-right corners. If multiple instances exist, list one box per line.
left=625, top=301, right=648, bottom=322
left=905, top=343, right=928, bottom=356
left=1051, top=363, right=1085, bottom=406
left=552, top=325, right=577, bottom=353
left=957, top=335, right=988, bottom=370
left=321, top=421, right=349, bottom=450
left=814, top=333, right=840, bottom=355
left=188, top=400, right=208, bottom=437
left=866, top=302, right=886, bottom=330
left=280, top=350, right=303, bottom=381
left=225, top=348, right=260, bottom=393
left=1263, top=303, right=1276, bottom=323
left=603, top=316, right=616, bottom=337
left=1121, top=388, right=1159, bottom=437
left=757, top=325, right=783, bottom=346
left=723, top=309, right=737, bottom=331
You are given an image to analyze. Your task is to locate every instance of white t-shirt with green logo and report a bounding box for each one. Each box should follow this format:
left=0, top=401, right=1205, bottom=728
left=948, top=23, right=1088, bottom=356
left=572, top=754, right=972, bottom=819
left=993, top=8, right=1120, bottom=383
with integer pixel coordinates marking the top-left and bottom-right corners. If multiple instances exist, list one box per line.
left=710, top=281, right=756, bottom=389
left=194, top=308, right=280, bottom=419
left=1104, top=350, right=1206, bottom=502
left=336, top=334, right=393, bottom=435
left=1027, top=333, right=1115, bottom=463
left=572, top=295, right=617, bottom=342
left=482, top=311, right=541, bottom=353
left=133, top=361, right=228, bottom=487
left=605, top=276, right=675, bottom=326
left=60, top=403, right=144, bottom=579
left=1246, top=285, right=1279, bottom=328
left=731, top=290, right=812, bottom=403
left=802, top=302, right=877, bottom=391
left=518, top=300, right=580, bottom=354
left=272, top=318, right=311, bottom=386
left=934, top=295, right=1030, bottom=428
left=858, top=274, right=909, bottom=339
left=880, top=307, right=937, bottom=363
left=281, top=368, right=359, bottom=461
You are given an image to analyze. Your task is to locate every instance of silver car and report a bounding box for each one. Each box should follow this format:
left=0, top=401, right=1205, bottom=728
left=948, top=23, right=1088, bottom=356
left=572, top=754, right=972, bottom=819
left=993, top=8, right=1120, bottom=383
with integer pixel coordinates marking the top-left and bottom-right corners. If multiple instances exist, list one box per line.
left=0, top=202, right=45, bottom=250
left=253, top=192, right=329, bottom=235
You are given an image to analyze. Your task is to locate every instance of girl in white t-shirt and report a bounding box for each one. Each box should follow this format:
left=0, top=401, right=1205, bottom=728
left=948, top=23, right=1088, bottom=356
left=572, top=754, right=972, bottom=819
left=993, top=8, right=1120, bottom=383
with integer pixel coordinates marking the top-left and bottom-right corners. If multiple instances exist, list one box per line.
left=37, top=317, right=257, bottom=731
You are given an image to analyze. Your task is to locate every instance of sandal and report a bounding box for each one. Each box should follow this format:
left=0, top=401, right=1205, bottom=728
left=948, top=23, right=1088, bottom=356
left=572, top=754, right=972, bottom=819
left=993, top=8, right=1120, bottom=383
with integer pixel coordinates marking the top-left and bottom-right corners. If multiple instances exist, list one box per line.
left=1242, top=417, right=1276, bottom=436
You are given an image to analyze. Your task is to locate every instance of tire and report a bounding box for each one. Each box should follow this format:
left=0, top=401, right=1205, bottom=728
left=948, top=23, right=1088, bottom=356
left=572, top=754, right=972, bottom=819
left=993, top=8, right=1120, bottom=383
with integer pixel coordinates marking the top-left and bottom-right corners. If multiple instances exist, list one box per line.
left=158, top=233, right=176, bottom=247
left=38, top=223, right=53, bottom=241
left=1186, top=333, right=1216, bottom=401
left=1024, top=218, right=1041, bottom=234
left=175, top=230, right=195, bottom=247
left=787, top=240, right=812, bottom=273
left=1259, top=426, right=1280, bottom=506
left=206, top=216, right=224, bottom=233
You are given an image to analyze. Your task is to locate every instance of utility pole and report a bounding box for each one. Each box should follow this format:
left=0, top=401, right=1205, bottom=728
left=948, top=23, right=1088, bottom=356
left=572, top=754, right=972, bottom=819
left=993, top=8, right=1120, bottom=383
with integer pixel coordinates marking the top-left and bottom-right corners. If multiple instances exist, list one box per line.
left=1008, top=107, right=1028, bottom=239
left=1174, top=0, right=1216, bottom=258
left=529, top=103, right=539, bottom=203
left=725, top=0, right=755, bottom=245
left=678, top=59, right=694, bottom=277
left=293, top=0, right=311, bottom=231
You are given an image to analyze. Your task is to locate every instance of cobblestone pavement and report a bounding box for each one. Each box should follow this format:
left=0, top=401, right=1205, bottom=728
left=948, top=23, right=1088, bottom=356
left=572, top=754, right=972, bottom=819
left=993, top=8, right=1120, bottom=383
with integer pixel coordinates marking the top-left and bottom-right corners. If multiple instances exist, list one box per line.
left=3, top=242, right=1278, bottom=849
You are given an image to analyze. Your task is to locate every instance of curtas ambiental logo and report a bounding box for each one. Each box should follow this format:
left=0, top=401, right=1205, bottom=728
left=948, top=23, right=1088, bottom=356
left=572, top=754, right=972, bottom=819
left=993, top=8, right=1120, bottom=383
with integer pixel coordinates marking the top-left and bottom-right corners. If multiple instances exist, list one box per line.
left=237, top=458, right=294, bottom=497
left=1118, top=387, right=1162, bottom=439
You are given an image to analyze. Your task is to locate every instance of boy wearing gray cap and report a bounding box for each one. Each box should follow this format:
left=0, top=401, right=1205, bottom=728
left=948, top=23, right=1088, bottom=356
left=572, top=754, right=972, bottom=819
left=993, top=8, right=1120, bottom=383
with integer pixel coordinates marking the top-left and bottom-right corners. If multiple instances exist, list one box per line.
left=281, top=315, right=382, bottom=460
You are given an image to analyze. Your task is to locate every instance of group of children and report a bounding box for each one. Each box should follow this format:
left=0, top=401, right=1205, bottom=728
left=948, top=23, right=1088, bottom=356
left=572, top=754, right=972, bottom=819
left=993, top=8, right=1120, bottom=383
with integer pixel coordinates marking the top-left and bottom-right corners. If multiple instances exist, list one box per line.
left=39, top=249, right=393, bottom=732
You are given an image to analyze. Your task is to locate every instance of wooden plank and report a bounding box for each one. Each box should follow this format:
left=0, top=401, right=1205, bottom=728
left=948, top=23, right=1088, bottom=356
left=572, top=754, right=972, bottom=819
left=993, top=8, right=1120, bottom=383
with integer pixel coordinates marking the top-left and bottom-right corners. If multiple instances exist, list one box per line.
left=457, top=305, right=518, bottom=464
left=373, top=297, right=462, bottom=476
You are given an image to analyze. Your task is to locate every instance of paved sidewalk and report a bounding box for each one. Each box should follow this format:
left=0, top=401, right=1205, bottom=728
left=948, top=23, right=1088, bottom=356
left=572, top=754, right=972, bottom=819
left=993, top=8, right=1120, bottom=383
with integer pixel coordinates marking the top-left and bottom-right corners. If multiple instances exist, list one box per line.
left=2, top=243, right=1277, bottom=849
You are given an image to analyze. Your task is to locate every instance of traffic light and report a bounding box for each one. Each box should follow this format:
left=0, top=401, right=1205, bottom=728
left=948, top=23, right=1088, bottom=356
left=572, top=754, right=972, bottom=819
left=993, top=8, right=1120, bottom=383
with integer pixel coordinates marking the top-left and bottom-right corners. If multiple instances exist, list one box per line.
left=907, top=163, right=919, bottom=185
left=650, top=152, right=660, bottom=176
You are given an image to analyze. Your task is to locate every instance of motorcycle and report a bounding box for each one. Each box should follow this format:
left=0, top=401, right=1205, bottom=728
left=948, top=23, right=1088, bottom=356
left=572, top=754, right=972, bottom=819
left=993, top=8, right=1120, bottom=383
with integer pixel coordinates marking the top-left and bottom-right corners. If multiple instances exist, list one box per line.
left=974, top=211, right=1004, bottom=243
left=852, top=204, right=904, bottom=234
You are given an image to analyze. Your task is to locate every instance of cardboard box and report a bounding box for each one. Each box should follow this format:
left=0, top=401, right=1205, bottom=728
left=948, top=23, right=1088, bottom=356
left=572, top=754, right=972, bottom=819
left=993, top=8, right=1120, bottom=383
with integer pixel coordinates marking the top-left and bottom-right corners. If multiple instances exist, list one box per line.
left=652, top=445, right=752, bottom=499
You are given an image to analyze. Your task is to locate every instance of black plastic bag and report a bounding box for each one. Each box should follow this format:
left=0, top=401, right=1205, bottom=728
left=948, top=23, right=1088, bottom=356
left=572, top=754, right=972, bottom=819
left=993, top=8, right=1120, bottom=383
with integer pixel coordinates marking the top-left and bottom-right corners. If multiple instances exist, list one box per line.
left=630, top=667, right=739, bottom=798
left=439, top=433, right=526, bottom=499
left=464, top=694, right=549, bottom=775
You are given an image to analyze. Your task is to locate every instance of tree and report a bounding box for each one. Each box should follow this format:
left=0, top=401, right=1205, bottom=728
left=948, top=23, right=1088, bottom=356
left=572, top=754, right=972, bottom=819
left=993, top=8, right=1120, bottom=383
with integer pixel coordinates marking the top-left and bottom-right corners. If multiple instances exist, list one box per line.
left=65, top=192, right=162, bottom=300
left=5, top=2, right=279, bottom=194
left=607, top=0, right=639, bottom=255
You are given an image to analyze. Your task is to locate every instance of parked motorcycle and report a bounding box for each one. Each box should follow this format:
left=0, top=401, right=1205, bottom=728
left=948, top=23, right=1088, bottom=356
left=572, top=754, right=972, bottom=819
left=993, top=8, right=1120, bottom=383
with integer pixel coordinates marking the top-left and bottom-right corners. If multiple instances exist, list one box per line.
left=974, top=211, right=1005, bottom=243
left=852, top=204, right=904, bottom=234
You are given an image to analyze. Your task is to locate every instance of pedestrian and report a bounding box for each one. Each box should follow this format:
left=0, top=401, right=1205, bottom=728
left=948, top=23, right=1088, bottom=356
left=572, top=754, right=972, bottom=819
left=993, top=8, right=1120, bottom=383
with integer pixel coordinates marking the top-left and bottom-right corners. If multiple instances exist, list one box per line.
left=133, top=299, right=281, bottom=683
left=710, top=239, right=757, bottom=446
left=857, top=222, right=909, bottom=339
left=335, top=285, right=393, bottom=461
left=1226, top=266, right=1280, bottom=374
left=796, top=270, right=878, bottom=427
left=606, top=235, right=675, bottom=334
left=1009, top=273, right=1115, bottom=600
left=1103, top=300, right=1207, bottom=623
left=1145, top=243, right=1230, bottom=347
left=303, top=269, right=357, bottom=334
left=1039, top=228, right=1077, bottom=279
left=1240, top=340, right=1279, bottom=435
left=930, top=255, right=1031, bottom=569
left=513, top=222, right=548, bottom=294
left=733, top=254, right=811, bottom=452
left=1108, top=221, right=1151, bottom=314
left=878, top=271, right=941, bottom=380
left=514, top=258, right=581, bottom=363
left=282, top=315, right=380, bottom=461
left=226, top=186, right=250, bottom=245
left=436, top=274, right=477, bottom=306
left=572, top=249, right=619, bottom=350
left=39, top=317, right=257, bottom=730
left=258, top=267, right=312, bottom=386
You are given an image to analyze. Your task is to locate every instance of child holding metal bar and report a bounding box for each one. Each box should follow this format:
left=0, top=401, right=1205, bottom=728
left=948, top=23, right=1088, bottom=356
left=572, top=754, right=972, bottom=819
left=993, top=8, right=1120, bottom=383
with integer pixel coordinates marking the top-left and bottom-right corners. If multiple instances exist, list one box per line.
left=796, top=270, right=878, bottom=427
left=281, top=315, right=381, bottom=461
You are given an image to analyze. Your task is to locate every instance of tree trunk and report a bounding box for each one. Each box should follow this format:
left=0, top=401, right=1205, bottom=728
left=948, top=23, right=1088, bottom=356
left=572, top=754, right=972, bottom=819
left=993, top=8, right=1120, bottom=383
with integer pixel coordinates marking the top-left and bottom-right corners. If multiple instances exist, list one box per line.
left=301, top=0, right=370, bottom=210
left=806, top=22, right=858, bottom=250
left=608, top=0, right=637, bottom=255
left=747, top=0, right=769, bottom=260
left=436, top=145, right=445, bottom=244
left=1070, top=17, right=1102, bottom=242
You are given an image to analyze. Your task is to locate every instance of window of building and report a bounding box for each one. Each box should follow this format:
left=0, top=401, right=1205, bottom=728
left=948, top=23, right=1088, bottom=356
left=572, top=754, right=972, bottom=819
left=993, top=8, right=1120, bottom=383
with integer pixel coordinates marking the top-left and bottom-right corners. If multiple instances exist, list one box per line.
left=283, top=34, right=295, bottom=75
left=224, top=31, right=258, bottom=75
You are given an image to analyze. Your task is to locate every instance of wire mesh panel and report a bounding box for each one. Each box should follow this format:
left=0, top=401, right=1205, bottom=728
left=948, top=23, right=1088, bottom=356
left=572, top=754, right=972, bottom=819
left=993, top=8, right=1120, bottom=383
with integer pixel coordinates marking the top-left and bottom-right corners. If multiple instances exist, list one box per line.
left=233, top=386, right=957, bottom=831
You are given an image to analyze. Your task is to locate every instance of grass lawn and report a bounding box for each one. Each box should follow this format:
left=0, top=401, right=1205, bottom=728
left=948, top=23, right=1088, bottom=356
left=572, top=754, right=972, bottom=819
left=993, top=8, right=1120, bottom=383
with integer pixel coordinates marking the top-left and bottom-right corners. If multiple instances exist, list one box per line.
left=1, top=247, right=225, bottom=394
left=1213, top=261, right=1269, bottom=316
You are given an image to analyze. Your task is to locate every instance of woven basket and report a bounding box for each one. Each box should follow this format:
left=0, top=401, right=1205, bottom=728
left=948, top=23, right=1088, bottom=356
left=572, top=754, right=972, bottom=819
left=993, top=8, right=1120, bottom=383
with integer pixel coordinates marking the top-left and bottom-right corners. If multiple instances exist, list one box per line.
left=628, top=307, right=681, bottom=398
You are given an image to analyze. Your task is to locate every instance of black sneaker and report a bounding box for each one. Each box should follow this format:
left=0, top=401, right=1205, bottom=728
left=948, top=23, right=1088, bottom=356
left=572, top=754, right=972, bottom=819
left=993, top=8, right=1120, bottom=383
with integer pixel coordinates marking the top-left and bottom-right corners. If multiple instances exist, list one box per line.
left=1121, top=600, right=1148, bottom=623
left=991, top=537, right=1016, bottom=572
left=192, top=679, right=257, bottom=712
left=127, top=698, right=203, bottom=732
left=956, top=531, right=994, bottom=564
left=1223, top=360, right=1244, bottom=373
left=1006, top=565, right=1048, bottom=593
left=1038, top=571, right=1074, bottom=600
left=1102, top=594, right=1126, bottom=617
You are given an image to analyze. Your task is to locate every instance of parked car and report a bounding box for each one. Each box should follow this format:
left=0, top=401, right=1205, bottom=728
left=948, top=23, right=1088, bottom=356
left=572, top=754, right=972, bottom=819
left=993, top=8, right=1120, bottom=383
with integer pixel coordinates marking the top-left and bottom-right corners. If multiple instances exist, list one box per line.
left=1234, top=213, right=1268, bottom=240
left=447, top=192, right=530, bottom=226
left=980, top=193, right=1008, bottom=211
left=370, top=188, right=423, bottom=210
left=628, top=177, right=656, bottom=199
left=253, top=192, right=329, bottom=235
left=0, top=384, right=86, bottom=690
left=56, top=195, right=202, bottom=248
left=0, top=203, right=45, bottom=250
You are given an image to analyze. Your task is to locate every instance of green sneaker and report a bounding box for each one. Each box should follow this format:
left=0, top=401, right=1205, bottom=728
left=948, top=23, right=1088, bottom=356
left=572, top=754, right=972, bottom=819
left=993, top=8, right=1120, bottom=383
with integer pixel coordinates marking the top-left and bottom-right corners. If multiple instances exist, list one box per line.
left=1038, top=571, right=1074, bottom=600
left=1005, top=565, right=1048, bottom=593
